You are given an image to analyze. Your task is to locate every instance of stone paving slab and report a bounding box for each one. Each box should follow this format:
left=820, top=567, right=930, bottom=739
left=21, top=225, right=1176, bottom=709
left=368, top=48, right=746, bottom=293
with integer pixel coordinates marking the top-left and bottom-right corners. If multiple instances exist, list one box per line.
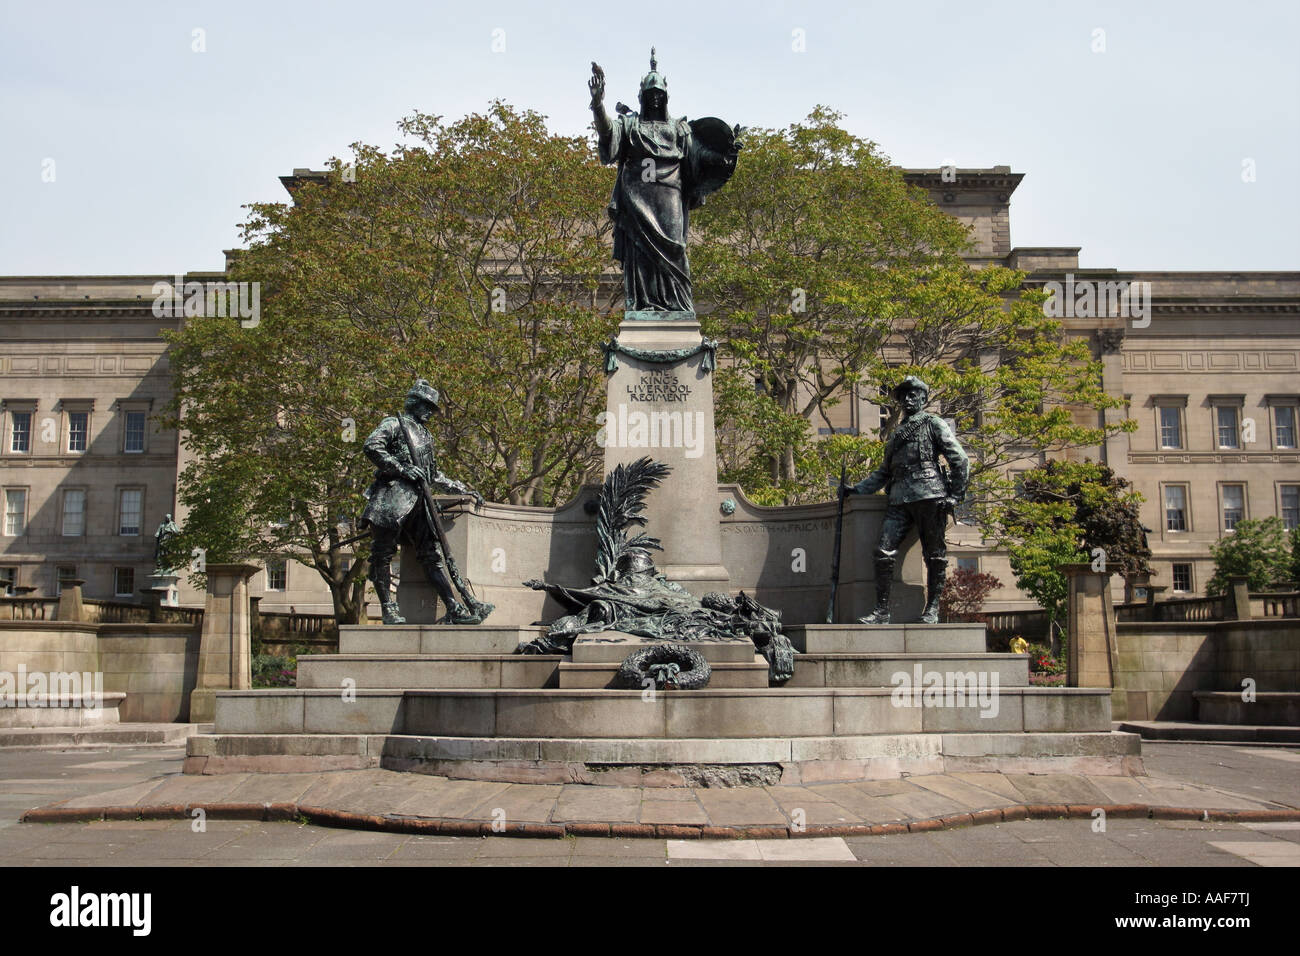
left=21, top=766, right=1300, bottom=838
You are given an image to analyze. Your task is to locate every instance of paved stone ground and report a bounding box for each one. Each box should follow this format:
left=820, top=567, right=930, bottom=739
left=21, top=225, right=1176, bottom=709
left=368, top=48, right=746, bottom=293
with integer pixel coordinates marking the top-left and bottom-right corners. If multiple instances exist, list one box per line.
left=2, top=743, right=1298, bottom=865
left=4, top=816, right=1300, bottom=866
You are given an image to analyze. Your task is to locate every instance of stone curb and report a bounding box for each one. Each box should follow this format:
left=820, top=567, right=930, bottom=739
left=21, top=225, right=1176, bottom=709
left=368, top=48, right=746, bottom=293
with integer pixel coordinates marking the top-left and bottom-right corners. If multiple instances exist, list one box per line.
left=21, top=801, right=1300, bottom=836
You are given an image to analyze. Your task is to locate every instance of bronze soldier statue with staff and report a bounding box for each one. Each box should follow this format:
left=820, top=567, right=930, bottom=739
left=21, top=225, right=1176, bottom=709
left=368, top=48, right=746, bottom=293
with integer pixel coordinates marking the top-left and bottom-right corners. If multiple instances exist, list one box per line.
left=839, top=376, right=970, bottom=625
left=359, top=380, right=493, bottom=626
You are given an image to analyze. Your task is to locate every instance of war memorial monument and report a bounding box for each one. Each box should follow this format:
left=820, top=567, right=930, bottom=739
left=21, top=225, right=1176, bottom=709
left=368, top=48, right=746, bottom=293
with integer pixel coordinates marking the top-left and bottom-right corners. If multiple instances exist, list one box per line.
left=185, top=52, right=1140, bottom=786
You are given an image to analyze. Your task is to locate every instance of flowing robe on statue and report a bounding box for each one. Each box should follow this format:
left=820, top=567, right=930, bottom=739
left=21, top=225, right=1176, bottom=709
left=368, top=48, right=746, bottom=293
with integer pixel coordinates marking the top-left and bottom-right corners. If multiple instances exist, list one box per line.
left=600, top=113, right=728, bottom=313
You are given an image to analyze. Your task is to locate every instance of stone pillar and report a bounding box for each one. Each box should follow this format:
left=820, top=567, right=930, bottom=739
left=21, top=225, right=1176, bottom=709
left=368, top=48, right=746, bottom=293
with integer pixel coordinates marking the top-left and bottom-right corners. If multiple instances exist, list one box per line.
left=188, top=563, right=260, bottom=722
left=249, top=595, right=262, bottom=643
left=56, top=578, right=86, bottom=623
left=139, top=586, right=166, bottom=622
left=1063, top=562, right=1121, bottom=688
left=602, top=319, right=728, bottom=596
left=1227, top=575, right=1252, bottom=621
left=1144, top=585, right=1167, bottom=621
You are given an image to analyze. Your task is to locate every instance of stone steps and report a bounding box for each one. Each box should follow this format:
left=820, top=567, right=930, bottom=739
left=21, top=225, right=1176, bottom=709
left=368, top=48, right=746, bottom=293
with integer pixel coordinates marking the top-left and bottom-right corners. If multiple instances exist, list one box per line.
left=1116, top=720, right=1300, bottom=744
left=1194, top=691, right=1300, bottom=726
left=0, top=721, right=200, bottom=748
left=211, top=685, right=1113, bottom=738
left=184, top=730, right=1142, bottom=781
left=786, top=623, right=987, bottom=653
left=296, top=651, right=1030, bottom=690
left=338, top=625, right=544, bottom=655
left=297, top=654, right=562, bottom=689
left=558, top=657, right=770, bottom=689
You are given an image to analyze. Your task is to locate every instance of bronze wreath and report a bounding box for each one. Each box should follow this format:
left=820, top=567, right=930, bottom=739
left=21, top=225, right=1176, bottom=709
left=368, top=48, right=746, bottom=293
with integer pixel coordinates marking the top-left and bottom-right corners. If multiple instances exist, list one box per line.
left=614, top=643, right=712, bottom=690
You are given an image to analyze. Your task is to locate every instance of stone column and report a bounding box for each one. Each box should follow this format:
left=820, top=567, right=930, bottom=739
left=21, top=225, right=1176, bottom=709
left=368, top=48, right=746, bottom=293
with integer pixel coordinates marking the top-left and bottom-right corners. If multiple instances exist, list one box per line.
left=1063, top=562, right=1121, bottom=688
left=1227, top=575, right=1252, bottom=621
left=56, top=578, right=86, bottom=623
left=188, top=563, right=260, bottom=722
left=602, top=320, right=728, bottom=596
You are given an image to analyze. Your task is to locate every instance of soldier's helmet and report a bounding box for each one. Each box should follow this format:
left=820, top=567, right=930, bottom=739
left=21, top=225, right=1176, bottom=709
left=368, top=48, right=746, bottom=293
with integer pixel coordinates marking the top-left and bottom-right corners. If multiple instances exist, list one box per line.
left=639, top=47, right=667, bottom=95
left=892, top=375, right=929, bottom=400
left=405, top=379, right=441, bottom=410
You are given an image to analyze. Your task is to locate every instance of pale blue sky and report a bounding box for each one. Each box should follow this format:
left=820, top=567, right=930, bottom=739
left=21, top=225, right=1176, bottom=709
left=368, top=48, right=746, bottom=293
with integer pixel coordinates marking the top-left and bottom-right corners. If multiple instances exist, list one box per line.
left=2, top=0, right=1297, bottom=275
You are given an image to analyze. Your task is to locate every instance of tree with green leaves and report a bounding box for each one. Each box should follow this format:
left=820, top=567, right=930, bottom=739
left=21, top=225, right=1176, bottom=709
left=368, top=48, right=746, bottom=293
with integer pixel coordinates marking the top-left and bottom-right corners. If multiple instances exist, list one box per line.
left=1205, top=517, right=1293, bottom=596
left=992, top=460, right=1150, bottom=651
left=163, top=103, right=619, bottom=621
left=691, top=108, right=1133, bottom=506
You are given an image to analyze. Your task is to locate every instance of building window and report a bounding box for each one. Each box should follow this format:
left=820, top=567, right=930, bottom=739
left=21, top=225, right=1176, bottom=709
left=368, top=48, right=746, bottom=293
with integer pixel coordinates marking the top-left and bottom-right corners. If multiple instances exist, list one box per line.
left=0, top=567, right=15, bottom=596
left=118, top=488, right=142, bottom=536
left=1281, top=485, right=1300, bottom=531
left=10, top=412, right=31, bottom=453
left=67, top=411, right=89, bottom=453
left=1221, top=484, right=1245, bottom=532
left=4, top=489, right=27, bottom=536
left=62, top=489, right=86, bottom=536
left=1164, top=485, right=1188, bottom=532
left=1275, top=405, right=1297, bottom=449
left=956, top=556, right=979, bottom=573
left=124, top=411, right=146, bottom=453
left=1171, top=563, right=1192, bottom=593
left=55, top=566, right=76, bottom=594
left=1157, top=406, right=1182, bottom=449
left=113, top=567, right=135, bottom=597
left=1214, top=405, right=1240, bottom=449
left=265, top=558, right=287, bottom=591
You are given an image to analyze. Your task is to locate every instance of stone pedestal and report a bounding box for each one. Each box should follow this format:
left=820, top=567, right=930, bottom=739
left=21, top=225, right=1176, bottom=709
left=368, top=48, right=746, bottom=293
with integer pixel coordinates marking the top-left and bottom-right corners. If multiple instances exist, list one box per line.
left=189, top=563, right=260, bottom=722
left=1064, top=562, right=1121, bottom=689
left=55, top=578, right=86, bottom=623
left=1228, top=575, right=1252, bottom=621
left=602, top=319, right=728, bottom=596
left=148, top=570, right=180, bottom=607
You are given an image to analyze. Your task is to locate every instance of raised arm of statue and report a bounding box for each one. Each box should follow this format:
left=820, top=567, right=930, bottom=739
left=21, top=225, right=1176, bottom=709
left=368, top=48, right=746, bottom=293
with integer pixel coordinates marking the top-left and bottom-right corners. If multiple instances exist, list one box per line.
left=589, top=62, right=612, bottom=145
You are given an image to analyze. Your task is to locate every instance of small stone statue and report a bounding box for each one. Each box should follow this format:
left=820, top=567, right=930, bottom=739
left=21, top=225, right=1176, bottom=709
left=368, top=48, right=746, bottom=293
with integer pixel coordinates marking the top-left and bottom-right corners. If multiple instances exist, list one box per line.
left=590, top=49, right=743, bottom=315
left=840, top=376, right=970, bottom=625
left=360, top=379, right=492, bottom=625
left=153, top=513, right=180, bottom=570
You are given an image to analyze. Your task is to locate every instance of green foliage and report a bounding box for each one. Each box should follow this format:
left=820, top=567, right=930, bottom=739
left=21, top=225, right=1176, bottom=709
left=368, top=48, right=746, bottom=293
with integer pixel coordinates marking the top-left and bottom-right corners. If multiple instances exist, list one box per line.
left=1005, top=527, right=1087, bottom=638
left=163, top=102, right=619, bottom=621
left=251, top=652, right=296, bottom=688
left=693, top=107, right=1132, bottom=505
left=1205, top=517, right=1293, bottom=596
left=1291, top=527, right=1300, bottom=587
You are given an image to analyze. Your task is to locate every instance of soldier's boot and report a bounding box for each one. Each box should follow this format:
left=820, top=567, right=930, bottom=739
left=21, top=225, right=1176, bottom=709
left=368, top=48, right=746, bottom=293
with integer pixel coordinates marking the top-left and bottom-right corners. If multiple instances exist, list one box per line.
left=919, top=558, right=948, bottom=624
left=857, top=559, right=894, bottom=625
left=370, top=566, right=405, bottom=625
left=422, top=561, right=481, bottom=625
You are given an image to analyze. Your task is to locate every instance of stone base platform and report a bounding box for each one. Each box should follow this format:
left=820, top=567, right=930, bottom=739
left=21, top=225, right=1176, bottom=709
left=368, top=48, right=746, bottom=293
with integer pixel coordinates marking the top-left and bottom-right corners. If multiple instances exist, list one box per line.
left=1195, top=691, right=1300, bottom=726
left=195, top=621, right=1137, bottom=786
left=0, top=692, right=125, bottom=729
left=184, top=730, right=1143, bottom=785
left=208, top=686, right=1115, bottom=738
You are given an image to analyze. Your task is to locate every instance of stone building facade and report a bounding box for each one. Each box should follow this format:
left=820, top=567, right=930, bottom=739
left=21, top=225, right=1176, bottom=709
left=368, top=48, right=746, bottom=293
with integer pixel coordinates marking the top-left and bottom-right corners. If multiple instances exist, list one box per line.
left=1, top=167, right=1296, bottom=612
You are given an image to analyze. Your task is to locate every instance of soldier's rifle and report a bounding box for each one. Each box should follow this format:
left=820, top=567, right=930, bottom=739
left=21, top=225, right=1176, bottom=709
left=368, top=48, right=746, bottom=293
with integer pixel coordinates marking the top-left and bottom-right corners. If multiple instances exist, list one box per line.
left=396, top=415, right=482, bottom=609
left=826, top=455, right=848, bottom=624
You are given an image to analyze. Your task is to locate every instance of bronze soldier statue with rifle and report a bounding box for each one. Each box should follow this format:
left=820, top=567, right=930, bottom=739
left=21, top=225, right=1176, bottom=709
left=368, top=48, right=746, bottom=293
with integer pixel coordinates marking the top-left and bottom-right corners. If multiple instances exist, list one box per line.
left=359, top=380, right=493, bottom=626
left=838, top=375, right=969, bottom=625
